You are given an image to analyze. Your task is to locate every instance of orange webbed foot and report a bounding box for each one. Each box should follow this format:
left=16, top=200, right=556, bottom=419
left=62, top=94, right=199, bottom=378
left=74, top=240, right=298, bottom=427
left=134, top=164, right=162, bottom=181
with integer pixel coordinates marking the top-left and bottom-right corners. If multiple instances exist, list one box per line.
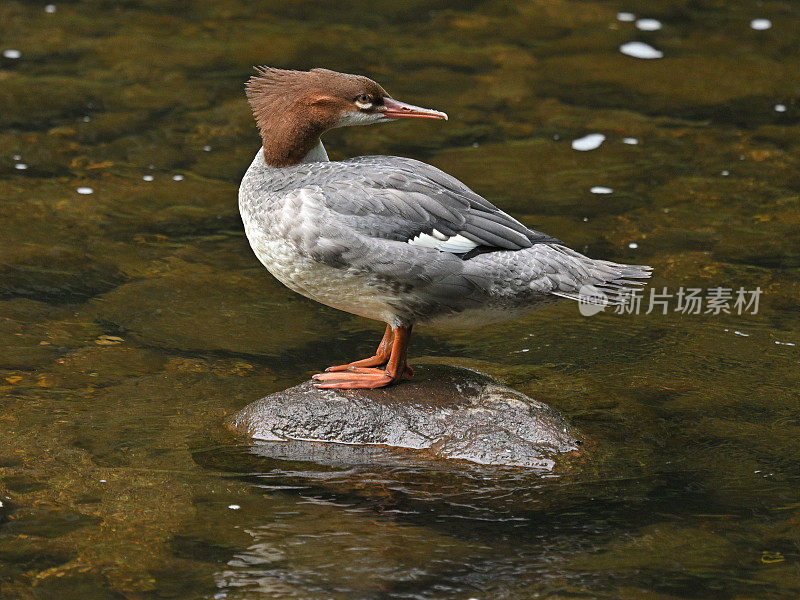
left=312, top=368, right=394, bottom=389
left=314, top=325, right=413, bottom=390
left=324, top=356, right=388, bottom=372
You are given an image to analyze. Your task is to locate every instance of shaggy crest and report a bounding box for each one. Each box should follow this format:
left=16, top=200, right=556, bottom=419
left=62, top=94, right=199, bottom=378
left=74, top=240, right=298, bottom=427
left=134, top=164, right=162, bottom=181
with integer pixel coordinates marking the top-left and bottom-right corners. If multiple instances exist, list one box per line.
left=245, top=67, right=388, bottom=167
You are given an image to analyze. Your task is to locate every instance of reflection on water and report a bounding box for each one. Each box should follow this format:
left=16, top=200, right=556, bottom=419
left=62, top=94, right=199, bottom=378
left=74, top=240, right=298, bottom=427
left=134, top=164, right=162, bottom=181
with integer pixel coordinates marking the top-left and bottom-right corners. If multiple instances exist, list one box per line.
left=1, top=0, right=800, bottom=598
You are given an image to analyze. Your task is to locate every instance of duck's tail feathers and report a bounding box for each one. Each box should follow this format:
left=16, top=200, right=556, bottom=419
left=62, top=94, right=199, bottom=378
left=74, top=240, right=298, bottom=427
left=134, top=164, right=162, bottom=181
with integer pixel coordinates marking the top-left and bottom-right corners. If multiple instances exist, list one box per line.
left=547, top=245, right=653, bottom=307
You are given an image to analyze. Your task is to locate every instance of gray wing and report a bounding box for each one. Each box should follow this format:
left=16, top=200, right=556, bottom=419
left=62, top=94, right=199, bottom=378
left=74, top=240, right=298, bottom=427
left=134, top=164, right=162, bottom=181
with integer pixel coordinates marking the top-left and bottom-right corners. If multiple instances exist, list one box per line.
left=295, top=156, right=561, bottom=252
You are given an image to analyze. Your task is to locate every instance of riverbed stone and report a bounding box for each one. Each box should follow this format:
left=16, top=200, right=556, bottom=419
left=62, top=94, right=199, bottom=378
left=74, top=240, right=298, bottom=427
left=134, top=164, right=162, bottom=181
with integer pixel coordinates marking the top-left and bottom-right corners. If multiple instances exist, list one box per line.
left=228, top=364, right=579, bottom=469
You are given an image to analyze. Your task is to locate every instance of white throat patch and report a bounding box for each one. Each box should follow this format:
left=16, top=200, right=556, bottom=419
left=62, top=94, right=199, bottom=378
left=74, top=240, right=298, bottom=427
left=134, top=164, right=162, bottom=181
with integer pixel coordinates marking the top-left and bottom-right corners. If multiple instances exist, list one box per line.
left=334, top=111, right=386, bottom=128
left=300, top=140, right=330, bottom=163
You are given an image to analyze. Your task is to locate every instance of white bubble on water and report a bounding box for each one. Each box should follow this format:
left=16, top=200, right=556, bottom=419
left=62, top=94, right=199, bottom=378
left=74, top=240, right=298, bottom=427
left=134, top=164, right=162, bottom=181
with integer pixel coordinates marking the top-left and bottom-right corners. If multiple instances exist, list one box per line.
left=14, top=163, right=27, bottom=170
left=143, top=175, right=154, bottom=181
left=628, top=242, right=639, bottom=249
left=45, top=4, right=57, bottom=13
left=774, top=104, right=787, bottom=112
left=203, top=145, right=212, bottom=151
left=2, top=49, right=21, bottom=59
left=76, top=187, right=94, bottom=195
left=620, top=41, right=663, bottom=59
left=571, top=133, right=605, bottom=151
left=636, top=18, right=662, bottom=31
left=590, top=186, right=613, bottom=194
left=172, top=174, right=184, bottom=181
left=750, top=19, right=772, bottom=31
left=228, top=504, right=241, bottom=510
left=617, top=12, right=636, bottom=22
left=623, top=137, right=639, bottom=145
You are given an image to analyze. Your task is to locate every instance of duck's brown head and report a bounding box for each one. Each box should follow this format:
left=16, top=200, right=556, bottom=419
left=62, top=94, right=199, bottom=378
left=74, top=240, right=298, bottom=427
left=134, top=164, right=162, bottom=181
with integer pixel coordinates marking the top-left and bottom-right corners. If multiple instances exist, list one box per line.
left=245, top=67, right=447, bottom=167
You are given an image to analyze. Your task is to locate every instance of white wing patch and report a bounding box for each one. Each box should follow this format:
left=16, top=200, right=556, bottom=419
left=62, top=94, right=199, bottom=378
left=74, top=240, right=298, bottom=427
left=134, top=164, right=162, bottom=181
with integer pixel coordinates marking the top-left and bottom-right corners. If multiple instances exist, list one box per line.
left=407, top=229, right=479, bottom=253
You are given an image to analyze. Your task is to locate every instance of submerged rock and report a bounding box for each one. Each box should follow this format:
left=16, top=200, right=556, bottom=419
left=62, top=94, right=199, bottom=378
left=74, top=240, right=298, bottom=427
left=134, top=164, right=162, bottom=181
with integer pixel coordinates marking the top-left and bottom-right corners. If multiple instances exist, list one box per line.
left=228, top=364, right=579, bottom=469
left=89, top=260, right=339, bottom=356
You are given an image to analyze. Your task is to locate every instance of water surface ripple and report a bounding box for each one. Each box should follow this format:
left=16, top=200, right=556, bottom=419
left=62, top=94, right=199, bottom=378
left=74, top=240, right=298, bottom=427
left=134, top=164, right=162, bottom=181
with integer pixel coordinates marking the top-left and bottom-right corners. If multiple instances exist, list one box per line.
left=1, top=1, right=799, bottom=599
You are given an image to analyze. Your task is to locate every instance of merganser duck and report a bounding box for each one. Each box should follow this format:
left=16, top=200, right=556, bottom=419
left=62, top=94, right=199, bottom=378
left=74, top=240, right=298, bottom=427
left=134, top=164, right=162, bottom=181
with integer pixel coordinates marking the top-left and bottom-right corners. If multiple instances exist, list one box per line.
left=239, top=67, right=651, bottom=389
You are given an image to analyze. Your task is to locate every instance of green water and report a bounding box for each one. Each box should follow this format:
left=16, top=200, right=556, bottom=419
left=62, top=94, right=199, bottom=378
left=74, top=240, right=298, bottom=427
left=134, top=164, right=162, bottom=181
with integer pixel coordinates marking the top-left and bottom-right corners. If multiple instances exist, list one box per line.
left=1, top=1, right=799, bottom=598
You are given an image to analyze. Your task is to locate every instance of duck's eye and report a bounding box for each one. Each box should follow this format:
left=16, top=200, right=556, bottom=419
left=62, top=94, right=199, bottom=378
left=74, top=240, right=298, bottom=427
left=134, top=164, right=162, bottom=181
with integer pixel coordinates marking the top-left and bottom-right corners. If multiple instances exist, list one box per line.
left=354, top=94, right=373, bottom=109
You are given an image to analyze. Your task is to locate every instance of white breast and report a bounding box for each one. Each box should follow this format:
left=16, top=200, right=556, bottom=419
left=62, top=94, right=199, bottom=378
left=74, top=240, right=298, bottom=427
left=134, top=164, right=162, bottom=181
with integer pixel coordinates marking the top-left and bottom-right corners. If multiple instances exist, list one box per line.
left=245, top=230, right=401, bottom=325
left=237, top=146, right=400, bottom=326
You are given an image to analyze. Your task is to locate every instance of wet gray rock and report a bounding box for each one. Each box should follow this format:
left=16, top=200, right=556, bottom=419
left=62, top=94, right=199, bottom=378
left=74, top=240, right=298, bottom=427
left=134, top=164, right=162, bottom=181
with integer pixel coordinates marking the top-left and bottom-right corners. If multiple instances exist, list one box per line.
left=228, top=364, right=579, bottom=469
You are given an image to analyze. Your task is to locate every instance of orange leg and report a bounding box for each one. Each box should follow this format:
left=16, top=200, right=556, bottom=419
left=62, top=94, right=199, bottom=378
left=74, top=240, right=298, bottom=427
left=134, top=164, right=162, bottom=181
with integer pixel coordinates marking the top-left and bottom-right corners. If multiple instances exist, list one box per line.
left=313, top=325, right=413, bottom=389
